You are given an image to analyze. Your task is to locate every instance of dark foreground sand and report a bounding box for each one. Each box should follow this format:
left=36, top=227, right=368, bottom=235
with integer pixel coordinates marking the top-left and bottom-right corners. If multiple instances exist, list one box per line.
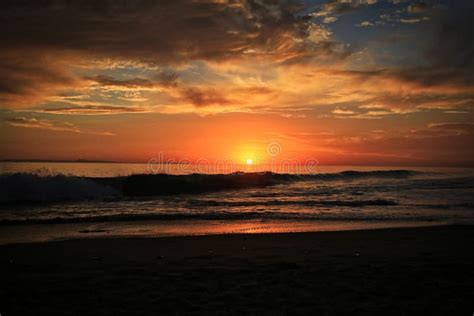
left=1, top=225, right=474, bottom=315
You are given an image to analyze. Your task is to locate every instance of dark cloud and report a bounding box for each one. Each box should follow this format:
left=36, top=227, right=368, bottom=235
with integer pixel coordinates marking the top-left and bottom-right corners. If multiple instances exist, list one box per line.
left=177, top=85, right=277, bottom=108
left=356, top=88, right=474, bottom=113
left=354, top=1, right=473, bottom=91
left=0, top=0, right=472, bottom=114
left=391, top=3, right=474, bottom=90
left=339, top=2, right=473, bottom=94
left=0, top=0, right=348, bottom=108
left=180, top=88, right=232, bottom=107
left=0, top=52, right=81, bottom=107
left=407, top=122, right=474, bottom=139
left=81, top=73, right=276, bottom=108
left=235, top=86, right=274, bottom=95
left=389, top=68, right=474, bottom=88
left=0, top=0, right=326, bottom=63
left=428, top=122, right=474, bottom=133
left=427, top=3, right=474, bottom=70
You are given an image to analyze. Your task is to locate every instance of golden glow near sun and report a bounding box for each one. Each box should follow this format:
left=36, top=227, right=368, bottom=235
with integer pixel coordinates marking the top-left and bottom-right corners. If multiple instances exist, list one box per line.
left=246, top=158, right=253, bottom=165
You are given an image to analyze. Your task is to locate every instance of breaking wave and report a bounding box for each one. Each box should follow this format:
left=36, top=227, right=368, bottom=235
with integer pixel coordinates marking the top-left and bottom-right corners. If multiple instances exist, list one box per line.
left=0, top=170, right=420, bottom=204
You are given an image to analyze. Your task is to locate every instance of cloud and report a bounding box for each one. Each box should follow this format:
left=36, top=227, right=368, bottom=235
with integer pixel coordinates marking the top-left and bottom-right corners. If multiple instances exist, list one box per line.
left=328, top=104, right=399, bottom=119
left=399, top=18, right=421, bottom=24
left=385, top=4, right=474, bottom=93
left=0, top=1, right=343, bottom=65
left=179, top=87, right=232, bottom=107
left=306, top=67, right=473, bottom=114
left=324, top=63, right=474, bottom=110
left=357, top=21, right=374, bottom=27
left=318, top=0, right=378, bottom=16
left=0, top=0, right=351, bottom=109
left=37, top=105, right=149, bottom=115
left=0, top=52, right=83, bottom=108
left=372, top=2, right=431, bottom=26
left=332, top=108, right=356, bottom=115
left=444, top=110, right=469, bottom=114
left=78, top=71, right=277, bottom=109
left=428, top=122, right=474, bottom=133
left=322, top=16, right=338, bottom=24
left=388, top=68, right=474, bottom=89
left=5, top=117, right=114, bottom=135
left=407, top=3, right=431, bottom=14
left=0, top=0, right=472, bottom=118
left=428, top=4, right=474, bottom=70
left=408, top=122, right=474, bottom=138
left=85, top=72, right=178, bottom=90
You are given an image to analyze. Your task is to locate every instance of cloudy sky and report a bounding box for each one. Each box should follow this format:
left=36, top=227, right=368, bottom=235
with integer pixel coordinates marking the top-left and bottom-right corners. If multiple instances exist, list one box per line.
left=0, top=0, right=473, bottom=166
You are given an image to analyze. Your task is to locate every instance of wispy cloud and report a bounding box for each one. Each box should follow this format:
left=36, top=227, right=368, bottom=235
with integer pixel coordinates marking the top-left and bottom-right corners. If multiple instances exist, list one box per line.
left=5, top=117, right=114, bottom=136
left=85, top=71, right=178, bottom=90
left=399, top=18, right=422, bottom=24
left=37, top=106, right=149, bottom=115
left=357, top=21, right=375, bottom=27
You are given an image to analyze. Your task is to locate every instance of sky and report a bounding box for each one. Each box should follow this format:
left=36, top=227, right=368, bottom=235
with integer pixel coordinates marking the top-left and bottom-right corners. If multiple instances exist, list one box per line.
left=0, top=0, right=473, bottom=166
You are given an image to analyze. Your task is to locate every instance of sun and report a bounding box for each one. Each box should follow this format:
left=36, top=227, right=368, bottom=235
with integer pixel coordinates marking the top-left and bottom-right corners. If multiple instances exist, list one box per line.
left=246, top=158, right=253, bottom=165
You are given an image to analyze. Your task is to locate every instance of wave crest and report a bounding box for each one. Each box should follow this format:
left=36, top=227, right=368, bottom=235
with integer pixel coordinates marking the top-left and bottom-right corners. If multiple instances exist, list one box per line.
left=0, top=173, right=118, bottom=203
left=0, top=170, right=419, bottom=203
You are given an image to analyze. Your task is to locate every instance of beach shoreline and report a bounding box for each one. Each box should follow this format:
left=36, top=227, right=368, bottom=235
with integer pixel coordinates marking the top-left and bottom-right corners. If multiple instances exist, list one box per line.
left=2, top=225, right=473, bottom=314
left=0, top=219, right=455, bottom=245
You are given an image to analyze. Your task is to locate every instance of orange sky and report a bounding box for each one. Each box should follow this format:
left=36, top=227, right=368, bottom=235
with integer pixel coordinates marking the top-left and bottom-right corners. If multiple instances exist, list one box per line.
left=0, top=0, right=473, bottom=166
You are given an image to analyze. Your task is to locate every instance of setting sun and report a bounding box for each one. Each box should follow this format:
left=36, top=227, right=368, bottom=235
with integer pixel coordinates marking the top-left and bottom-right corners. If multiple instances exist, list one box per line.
left=246, top=158, right=253, bottom=165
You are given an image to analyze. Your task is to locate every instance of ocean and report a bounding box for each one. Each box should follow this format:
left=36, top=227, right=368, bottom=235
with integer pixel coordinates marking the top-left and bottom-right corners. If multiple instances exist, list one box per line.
left=1, top=162, right=473, bottom=244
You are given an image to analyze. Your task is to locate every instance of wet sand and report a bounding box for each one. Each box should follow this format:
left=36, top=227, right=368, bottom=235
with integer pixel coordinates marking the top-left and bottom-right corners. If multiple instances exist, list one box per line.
left=1, top=225, right=474, bottom=315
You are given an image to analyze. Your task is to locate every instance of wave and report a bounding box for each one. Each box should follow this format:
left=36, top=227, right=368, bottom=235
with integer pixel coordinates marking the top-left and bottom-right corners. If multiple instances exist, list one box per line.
left=0, top=173, right=119, bottom=203
left=186, top=198, right=398, bottom=207
left=0, top=209, right=442, bottom=225
left=0, top=170, right=419, bottom=203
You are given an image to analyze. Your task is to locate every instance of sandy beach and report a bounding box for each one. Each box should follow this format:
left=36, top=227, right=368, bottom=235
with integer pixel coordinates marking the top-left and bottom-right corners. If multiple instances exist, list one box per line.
left=1, top=225, right=473, bottom=315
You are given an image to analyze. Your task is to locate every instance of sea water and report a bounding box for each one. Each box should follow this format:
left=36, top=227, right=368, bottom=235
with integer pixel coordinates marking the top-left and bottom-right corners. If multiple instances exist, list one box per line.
left=1, top=163, right=473, bottom=244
